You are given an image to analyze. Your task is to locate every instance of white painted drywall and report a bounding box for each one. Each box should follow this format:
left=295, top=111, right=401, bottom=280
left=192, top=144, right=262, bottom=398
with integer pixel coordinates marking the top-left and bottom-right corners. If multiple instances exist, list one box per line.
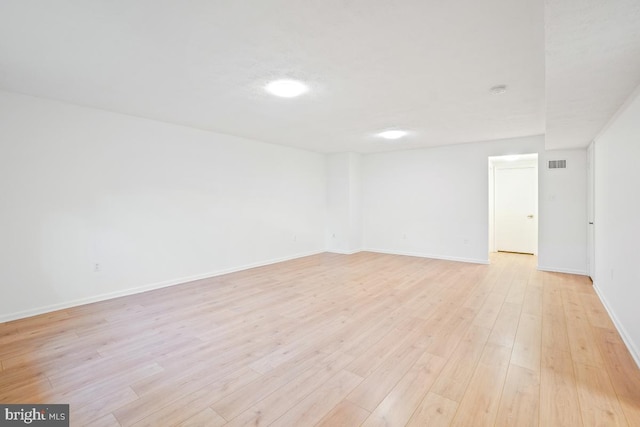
left=362, top=136, right=545, bottom=264
left=0, top=92, right=593, bottom=323
left=0, top=91, right=326, bottom=321
left=348, top=153, right=363, bottom=252
left=592, top=85, right=640, bottom=367
left=537, top=149, right=588, bottom=274
left=326, top=152, right=362, bottom=253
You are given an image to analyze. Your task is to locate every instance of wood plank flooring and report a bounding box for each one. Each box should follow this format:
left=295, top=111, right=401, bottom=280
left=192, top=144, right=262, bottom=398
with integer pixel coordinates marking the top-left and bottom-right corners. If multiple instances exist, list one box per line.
left=1, top=252, right=639, bottom=426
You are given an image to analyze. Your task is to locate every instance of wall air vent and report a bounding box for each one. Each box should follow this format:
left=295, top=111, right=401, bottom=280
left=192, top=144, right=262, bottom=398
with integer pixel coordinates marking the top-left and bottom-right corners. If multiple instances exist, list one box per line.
left=548, top=159, right=567, bottom=169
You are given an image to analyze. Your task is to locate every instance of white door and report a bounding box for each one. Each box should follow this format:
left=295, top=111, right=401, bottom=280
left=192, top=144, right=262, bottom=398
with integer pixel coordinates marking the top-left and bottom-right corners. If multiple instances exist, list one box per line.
left=494, top=167, right=537, bottom=254
left=587, top=143, right=595, bottom=279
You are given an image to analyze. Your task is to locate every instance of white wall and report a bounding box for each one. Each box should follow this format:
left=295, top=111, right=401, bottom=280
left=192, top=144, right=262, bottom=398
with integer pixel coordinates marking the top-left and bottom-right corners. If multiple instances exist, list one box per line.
left=0, top=92, right=593, bottom=323
left=326, top=152, right=362, bottom=253
left=0, top=91, right=326, bottom=321
left=362, top=136, right=545, bottom=264
left=348, top=154, right=363, bottom=252
left=592, top=86, right=640, bottom=367
left=537, top=149, right=588, bottom=274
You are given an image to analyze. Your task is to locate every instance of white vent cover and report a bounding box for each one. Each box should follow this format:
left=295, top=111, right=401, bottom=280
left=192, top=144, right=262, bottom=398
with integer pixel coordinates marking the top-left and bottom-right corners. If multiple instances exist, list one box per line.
left=548, top=159, right=567, bottom=169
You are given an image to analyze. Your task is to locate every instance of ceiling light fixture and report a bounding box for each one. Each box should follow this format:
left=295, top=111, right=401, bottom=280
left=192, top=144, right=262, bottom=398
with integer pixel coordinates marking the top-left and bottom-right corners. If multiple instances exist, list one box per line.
left=377, top=130, right=408, bottom=140
left=265, top=79, right=309, bottom=98
left=490, top=84, right=508, bottom=94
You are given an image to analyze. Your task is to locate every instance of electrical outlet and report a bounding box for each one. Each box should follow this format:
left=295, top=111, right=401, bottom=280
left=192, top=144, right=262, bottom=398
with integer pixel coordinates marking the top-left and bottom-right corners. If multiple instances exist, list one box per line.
left=293, top=234, right=297, bottom=242
left=94, top=263, right=100, bottom=273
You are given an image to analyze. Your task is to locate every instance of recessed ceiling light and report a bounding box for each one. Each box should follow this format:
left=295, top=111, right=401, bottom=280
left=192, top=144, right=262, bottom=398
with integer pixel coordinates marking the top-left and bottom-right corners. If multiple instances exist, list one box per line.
left=490, top=84, right=508, bottom=94
left=265, top=79, right=309, bottom=98
left=377, top=130, right=408, bottom=140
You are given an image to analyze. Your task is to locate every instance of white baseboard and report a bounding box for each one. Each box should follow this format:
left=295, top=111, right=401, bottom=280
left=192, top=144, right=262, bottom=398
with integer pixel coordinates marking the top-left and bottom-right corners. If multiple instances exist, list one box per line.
left=537, top=265, right=588, bottom=276
left=363, top=248, right=489, bottom=265
left=0, top=250, right=324, bottom=323
left=593, top=283, right=640, bottom=370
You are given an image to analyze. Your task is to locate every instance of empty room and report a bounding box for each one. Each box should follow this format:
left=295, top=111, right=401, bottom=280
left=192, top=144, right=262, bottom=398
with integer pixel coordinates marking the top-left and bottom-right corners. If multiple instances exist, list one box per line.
left=1, top=1, right=639, bottom=426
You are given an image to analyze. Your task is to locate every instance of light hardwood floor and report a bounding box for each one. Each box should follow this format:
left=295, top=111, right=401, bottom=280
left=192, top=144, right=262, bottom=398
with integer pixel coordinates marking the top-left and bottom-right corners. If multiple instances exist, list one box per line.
left=1, top=252, right=639, bottom=426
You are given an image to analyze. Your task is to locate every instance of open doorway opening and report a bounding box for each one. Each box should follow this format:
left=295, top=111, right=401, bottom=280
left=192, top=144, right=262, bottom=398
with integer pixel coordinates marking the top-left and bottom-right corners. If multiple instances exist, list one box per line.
left=488, top=154, right=538, bottom=256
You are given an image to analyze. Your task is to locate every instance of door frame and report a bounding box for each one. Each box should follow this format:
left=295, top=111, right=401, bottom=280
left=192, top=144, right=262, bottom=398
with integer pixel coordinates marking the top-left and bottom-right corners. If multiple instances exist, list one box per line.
left=587, top=142, right=596, bottom=280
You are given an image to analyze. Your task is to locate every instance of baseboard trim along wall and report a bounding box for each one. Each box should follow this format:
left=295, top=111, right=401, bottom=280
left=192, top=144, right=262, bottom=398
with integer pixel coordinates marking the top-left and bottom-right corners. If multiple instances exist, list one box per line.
left=364, top=248, right=490, bottom=265
left=3, top=252, right=596, bottom=323
left=593, top=283, right=640, bottom=370
left=537, top=265, right=588, bottom=276
left=0, top=250, right=324, bottom=323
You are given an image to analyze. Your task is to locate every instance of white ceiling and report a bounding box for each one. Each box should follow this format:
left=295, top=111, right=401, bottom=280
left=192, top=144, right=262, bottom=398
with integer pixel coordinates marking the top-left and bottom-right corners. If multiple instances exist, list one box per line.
left=545, top=0, right=640, bottom=150
left=0, top=1, right=636, bottom=153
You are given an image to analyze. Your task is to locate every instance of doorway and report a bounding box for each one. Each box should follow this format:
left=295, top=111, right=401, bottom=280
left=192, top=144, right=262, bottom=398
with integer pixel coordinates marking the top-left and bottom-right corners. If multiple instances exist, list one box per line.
left=488, top=154, right=538, bottom=255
